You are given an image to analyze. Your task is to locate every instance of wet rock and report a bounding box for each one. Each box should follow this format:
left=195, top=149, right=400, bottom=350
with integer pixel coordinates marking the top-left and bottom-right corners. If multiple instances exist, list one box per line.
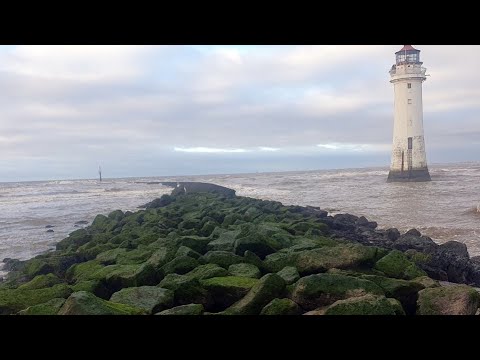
left=386, top=228, right=401, bottom=241
left=46, top=229, right=54, bottom=233
left=324, top=294, right=405, bottom=315
left=260, top=298, right=301, bottom=315
left=75, top=221, right=89, bottom=225
left=417, top=285, right=480, bottom=315
left=45, top=225, right=55, bottom=229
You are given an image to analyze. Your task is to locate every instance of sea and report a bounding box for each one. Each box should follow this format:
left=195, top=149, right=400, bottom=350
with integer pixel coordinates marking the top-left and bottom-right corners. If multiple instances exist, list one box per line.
left=1, top=162, right=479, bottom=277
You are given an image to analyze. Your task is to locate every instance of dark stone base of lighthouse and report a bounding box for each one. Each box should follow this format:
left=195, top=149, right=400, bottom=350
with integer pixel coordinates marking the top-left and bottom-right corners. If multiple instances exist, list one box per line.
left=387, top=168, right=431, bottom=182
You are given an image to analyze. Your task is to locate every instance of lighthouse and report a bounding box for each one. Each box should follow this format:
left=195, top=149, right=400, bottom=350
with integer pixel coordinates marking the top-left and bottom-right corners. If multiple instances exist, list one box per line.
left=387, top=45, right=431, bottom=182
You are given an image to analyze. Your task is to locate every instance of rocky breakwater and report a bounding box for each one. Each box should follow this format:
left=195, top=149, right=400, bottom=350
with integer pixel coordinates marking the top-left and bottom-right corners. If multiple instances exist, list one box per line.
left=1, top=182, right=479, bottom=315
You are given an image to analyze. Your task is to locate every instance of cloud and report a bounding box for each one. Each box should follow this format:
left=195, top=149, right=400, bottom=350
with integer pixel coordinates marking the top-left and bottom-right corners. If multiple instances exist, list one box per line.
left=259, top=147, right=280, bottom=152
left=173, top=147, right=249, bottom=153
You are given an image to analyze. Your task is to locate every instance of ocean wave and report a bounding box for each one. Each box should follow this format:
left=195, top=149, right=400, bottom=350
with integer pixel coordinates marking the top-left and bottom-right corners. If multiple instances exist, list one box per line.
left=104, top=188, right=125, bottom=192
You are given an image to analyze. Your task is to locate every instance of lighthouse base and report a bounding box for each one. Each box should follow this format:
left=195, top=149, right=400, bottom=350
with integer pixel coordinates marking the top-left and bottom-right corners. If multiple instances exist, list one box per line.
left=387, top=168, right=431, bottom=182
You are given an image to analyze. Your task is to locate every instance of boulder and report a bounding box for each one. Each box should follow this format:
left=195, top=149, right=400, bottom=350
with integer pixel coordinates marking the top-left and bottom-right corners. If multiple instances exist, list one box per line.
left=202, top=251, right=244, bottom=268
left=260, top=298, right=301, bottom=315
left=233, top=236, right=276, bottom=258
left=0, top=284, right=72, bottom=315
left=156, top=304, right=204, bottom=315
left=374, top=250, right=427, bottom=280
left=393, top=234, right=438, bottom=253
left=207, top=229, right=241, bottom=252
left=411, top=276, right=440, bottom=289
left=201, top=276, right=259, bottom=311
left=161, top=256, right=199, bottom=276
left=417, top=285, right=480, bottom=315
left=18, top=274, right=62, bottom=290
left=158, top=274, right=211, bottom=307
left=360, top=275, right=424, bottom=315
left=221, top=274, right=286, bottom=315
left=228, top=263, right=261, bottom=279
left=386, top=228, right=401, bottom=241
left=185, top=264, right=229, bottom=280
left=324, top=294, right=405, bottom=315
left=290, top=273, right=384, bottom=311
left=58, top=291, right=145, bottom=315
left=18, top=298, right=66, bottom=315
left=175, top=246, right=202, bottom=260
left=429, top=241, right=471, bottom=284
left=110, top=286, right=174, bottom=314
left=276, top=266, right=300, bottom=285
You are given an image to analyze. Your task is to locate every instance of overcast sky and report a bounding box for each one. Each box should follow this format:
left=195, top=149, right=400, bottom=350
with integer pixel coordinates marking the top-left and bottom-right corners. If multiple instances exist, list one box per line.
left=0, top=45, right=478, bottom=182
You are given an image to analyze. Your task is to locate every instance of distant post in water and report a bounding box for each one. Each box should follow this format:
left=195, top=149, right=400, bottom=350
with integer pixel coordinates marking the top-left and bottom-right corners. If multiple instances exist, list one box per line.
left=387, top=45, right=431, bottom=182
left=99, top=165, right=102, bottom=182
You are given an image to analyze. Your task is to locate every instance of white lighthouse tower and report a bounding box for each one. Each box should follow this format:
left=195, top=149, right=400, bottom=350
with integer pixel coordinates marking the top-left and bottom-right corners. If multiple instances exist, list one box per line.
left=387, top=45, right=431, bottom=182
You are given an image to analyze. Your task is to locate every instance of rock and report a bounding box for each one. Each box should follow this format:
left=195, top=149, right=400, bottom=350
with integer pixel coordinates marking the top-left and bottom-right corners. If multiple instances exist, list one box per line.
left=175, top=246, right=202, bottom=260
left=75, top=220, right=89, bottom=225
left=243, top=250, right=264, bottom=269
left=260, top=298, right=301, bottom=315
left=430, top=241, right=471, bottom=284
left=18, top=274, right=62, bottom=290
left=264, top=243, right=383, bottom=275
left=207, top=229, right=240, bottom=252
left=96, top=248, right=128, bottom=265
left=276, top=266, right=300, bottom=285
left=417, top=285, right=480, bottom=315
left=221, top=274, right=286, bottom=315
left=156, top=303, right=204, bottom=315
left=18, top=298, right=66, bottom=315
left=110, top=286, right=174, bottom=314
left=411, top=276, right=440, bottom=289
left=393, top=234, right=438, bottom=253
left=360, top=275, right=424, bottom=315
left=23, top=259, right=54, bottom=278
left=58, top=291, right=145, bottom=315
left=290, top=273, right=384, bottom=311
left=158, top=274, right=211, bottom=307
left=201, top=276, right=259, bottom=311
left=386, top=228, right=401, bottom=241
left=140, top=194, right=175, bottom=209
left=355, top=216, right=369, bottom=226
left=406, top=229, right=422, bottom=237
left=161, top=256, right=199, bottom=276
left=184, top=264, right=229, bottom=280
left=324, top=294, right=405, bottom=315
left=2, top=258, right=24, bottom=272
left=0, top=284, right=72, bottom=315
left=45, top=225, right=55, bottom=229
left=228, top=263, right=261, bottom=278
left=374, top=250, right=427, bottom=280
left=56, top=229, right=92, bottom=251
left=234, top=236, right=276, bottom=259
left=303, top=307, right=328, bottom=315
left=46, top=229, right=54, bottom=233
left=202, top=251, right=244, bottom=268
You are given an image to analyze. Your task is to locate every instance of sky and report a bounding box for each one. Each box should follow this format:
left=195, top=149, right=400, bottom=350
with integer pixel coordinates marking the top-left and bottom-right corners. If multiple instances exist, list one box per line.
left=0, top=45, right=479, bottom=182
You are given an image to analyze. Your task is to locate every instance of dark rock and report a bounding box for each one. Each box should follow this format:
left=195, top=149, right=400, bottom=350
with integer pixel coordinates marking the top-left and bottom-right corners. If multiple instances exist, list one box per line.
left=393, top=234, right=438, bottom=253
left=139, top=194, right=175, bottom=209
left=228, top=263, right=261, bottom=279
left=201, top=276, right=259, bottom=311
left=46, top=229, right=54, bottom=233
left=202, top=251, right=244, bottom=269
left=45, top=225, right=55, bottom=229
left=405, top=228, right=422, bottom=237
left=374, top=250, right=427, bottom=280
left=429, top=241, right=471, bottom=284
left=356, top=216, right=369, bottom=226
left=276, top=266, right=300, bottom=285
left=161, top=256, right=199, bottom=276
left=386, top=228, right=401, bottom=241
left=75, top=221, right=89, bottom=225
left=158, top=274, right=212, bottom=307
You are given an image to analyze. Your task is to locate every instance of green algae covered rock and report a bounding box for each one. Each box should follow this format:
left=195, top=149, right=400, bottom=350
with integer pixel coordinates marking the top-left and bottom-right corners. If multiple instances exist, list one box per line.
left=201, top=276, right=259, bottom=310
left=161, top=256, right=199, bottom=276
left=359, top=275, right=424, bottom=315
left=175, top=246, right=202, bottom=260
left=220, top=273, right=286, bottom=315
left=412, top=276, right=440, bottom=289
left=18, top=274, right=62, bottom=290
left=185, top=264, right=228, bottom=280
left=156, top=303, right=204, bottom=315
left=18, top=298, right=66, bottom=315
left=277, top=266, right=300, bottom=285
left=264, top=243, right=382, bottom=274
left=202, top=251, right=244, bottom=269
left=417, top=285, right=480, bottom=315
left=291, top=273, right=384, bottom=311
left=228, top=263, right=261, bottom=279
left=58, top=291, right=146, bottom=315
left=374, top=250, right=427, bottom=280
left=110, top=286, right=174, bottom=314
left=324, top=294, right=405, bottom=315
left=260, top=298, right=301, bottom=315
left=158, top=274, right=211, bottom=307
left=0, top=284, right=73, bottom=315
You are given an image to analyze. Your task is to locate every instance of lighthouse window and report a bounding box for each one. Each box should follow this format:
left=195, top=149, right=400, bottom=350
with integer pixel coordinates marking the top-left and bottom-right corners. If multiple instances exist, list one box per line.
left=408, top=99, right=412, bottom=104
left=407, top=83, right=412, bottom=89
